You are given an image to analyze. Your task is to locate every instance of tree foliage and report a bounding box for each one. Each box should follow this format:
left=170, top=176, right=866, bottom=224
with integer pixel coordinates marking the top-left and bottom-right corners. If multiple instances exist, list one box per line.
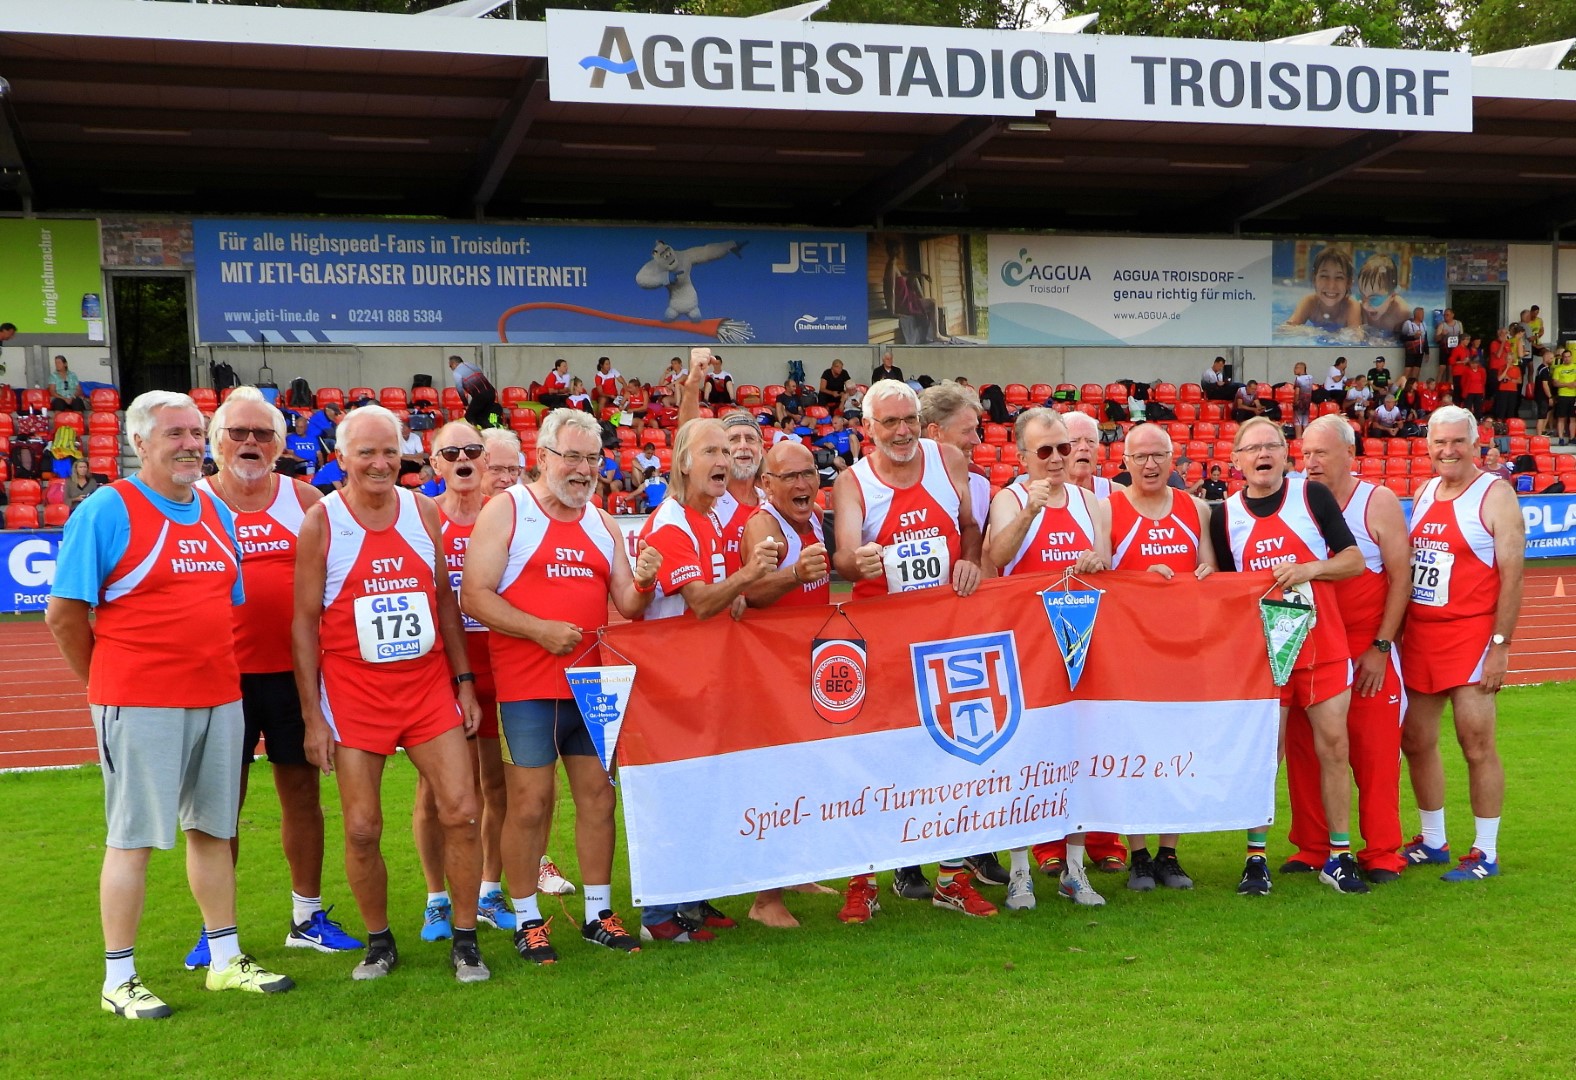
left=1466, top=0, right=1576, bottom=57
left=1051, top=0, right=1460, bottom=51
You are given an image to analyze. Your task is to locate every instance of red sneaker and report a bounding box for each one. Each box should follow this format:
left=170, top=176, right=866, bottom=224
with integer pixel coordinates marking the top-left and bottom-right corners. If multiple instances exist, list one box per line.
left=837, top=877, right=881, bottom=924
left=932, top=874, right=998, bottom=917
left=681, top=900, right=737, bottom=929
left=639, top=916, right=715, bottom=944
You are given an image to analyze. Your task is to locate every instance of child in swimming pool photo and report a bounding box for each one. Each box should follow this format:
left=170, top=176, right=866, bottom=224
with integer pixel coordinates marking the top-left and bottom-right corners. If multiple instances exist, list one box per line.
left=1284, top=245, right=1362, bottom=333
left=1355, top=252, right=1409, bottom=336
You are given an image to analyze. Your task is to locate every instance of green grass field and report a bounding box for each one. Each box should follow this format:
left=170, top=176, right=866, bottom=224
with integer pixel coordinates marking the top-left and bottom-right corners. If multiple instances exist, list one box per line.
left=2, top=685, right=1570, bottom=1078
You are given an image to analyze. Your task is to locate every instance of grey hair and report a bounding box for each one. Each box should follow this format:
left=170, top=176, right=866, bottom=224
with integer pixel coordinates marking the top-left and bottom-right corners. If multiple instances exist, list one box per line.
left=1304, top=413, right=1356, bottom=448
left=669, top=417, right=725, bottom=504
left=919, top=380, right=982, bottom=430
left=209, top=386, right=287, bottom=467
left=1062, top=409, right=1099, bottom=439
left=432, top=419, right=483, bottom=448
left=865, top=378, right=920, bottom=417
left=1014, top=406, right=1067, bottom=452
left=480, top=427, right=521, bottom=456
left=538, top=407, right=601, bottom=453
left=126, top=390, right=200, bottom=456
left=336, top=402, right=401, bottom=447
left=1428, top=405, right=1478, bottom=440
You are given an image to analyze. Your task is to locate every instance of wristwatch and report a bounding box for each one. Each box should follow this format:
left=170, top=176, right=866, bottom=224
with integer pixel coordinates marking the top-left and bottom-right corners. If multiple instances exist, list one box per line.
left=1372, top=639, right=1392, bottom=654
left=1491, top=633, right=1511, bottom=647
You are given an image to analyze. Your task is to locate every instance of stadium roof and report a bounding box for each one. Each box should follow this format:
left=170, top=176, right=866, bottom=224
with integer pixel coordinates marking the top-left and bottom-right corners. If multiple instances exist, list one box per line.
left=4, top=0, right=1576, bottom=240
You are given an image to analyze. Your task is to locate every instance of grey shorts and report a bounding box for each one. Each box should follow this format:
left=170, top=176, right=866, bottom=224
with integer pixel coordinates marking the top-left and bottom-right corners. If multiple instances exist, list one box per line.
left=93, top=701, right=244, bottom=850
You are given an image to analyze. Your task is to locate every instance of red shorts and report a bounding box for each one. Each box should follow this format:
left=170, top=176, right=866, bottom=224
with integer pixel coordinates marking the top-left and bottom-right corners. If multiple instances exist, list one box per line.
left=465, top=632, right=499, bottom=741
left=1401, top=615, right=1493, bottom=695
left=322, top=659, right=462, bottom=757
left=1280, top=658, right=1352, bottom=711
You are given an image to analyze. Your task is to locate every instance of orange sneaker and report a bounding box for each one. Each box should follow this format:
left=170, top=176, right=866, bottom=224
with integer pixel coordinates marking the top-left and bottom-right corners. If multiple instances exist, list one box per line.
left=932, top=874, right=998, bottom=917
left=837, top=877, right=881, bottom=924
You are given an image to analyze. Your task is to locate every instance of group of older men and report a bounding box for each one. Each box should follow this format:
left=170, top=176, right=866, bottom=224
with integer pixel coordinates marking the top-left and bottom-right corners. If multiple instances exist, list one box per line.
left=50, top=367, right=1522, bottom=1018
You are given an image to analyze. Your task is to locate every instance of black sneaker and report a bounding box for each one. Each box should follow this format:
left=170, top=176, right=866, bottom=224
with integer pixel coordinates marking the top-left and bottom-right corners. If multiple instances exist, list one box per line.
left=1154, top=852, right=1195, bottom=890
left=352, top=940, right=399, bottom=981
left=1319, top=853, right=1371, bottom=895
left=891, top=865, right=933, bottom=900
left=1237, top=855, right=1272, bottom=896
left=450, top=938, right=490, bottom=983
left=1127, top=851, right=1156, bottom=892
left=1365, top=867, right=1402, bottom=886
left=965, top=852, right=1010, bottom=887
left=1279, top=858, right=1318, bottom=874
left=583, top=910, right=641, bottom=952
left=679, top=900, right=737, bottom=929
left=513, top=917, right=559, bottom=965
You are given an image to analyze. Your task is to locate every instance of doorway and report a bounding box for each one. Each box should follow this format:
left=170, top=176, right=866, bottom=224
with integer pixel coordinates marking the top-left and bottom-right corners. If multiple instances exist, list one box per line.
left=110, top=274, right=193, bottom=400
left=1448, top=286, right=1505, bottom=344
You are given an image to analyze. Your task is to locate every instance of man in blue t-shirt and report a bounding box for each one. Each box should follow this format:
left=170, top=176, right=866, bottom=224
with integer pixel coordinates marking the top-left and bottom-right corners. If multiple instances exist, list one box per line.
left=282, top=411, right=318, bottom=477
left=815, top=414, right=861, bottom=471
left=304, top=404, right=342, bottom=461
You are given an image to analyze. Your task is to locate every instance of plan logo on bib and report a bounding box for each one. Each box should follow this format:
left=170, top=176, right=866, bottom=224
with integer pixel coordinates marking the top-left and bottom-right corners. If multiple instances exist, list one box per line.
left=910, top=632, right=1023, bottom=764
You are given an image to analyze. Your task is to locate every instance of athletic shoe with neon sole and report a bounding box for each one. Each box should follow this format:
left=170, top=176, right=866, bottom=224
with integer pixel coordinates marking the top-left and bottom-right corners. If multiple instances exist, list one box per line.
left=933, top=874, right=999, bottom=917
left=539, top=856, right=577, bottom=896
left=1036, top=856, right=1065, bottom=878
left=477, top=890, right=517, bottom=932
left=582, top=910, right=641, bottom=952
left=1006, top=865, right=1037, bottom=911
left=420, top=898, right=453, bottom=942
left=102, top=976, right=172, bottom=1020
left=1441, top=848, right=1499, bottom=882
left=205, top=954, right=295, bottom=994
left=680, top=900, right=738, bottom=929
left=1094, top=855, right=1127, bottom=874
left=1059, top=864, right=1107, bottom=907
left=1403, top=835, right=1451, bottom=865
left=286, top=908, right=363, bottom=953
left=1237, top=855, right=1272, bottom=896
left=183, top=928, right=210, bottom=970
left=639, top=914, right=715, bottom=943
left=513, top=917, right=558, bottom=965
left=1319, top=852, right=1371, bottom=894
left=837, top=878, right=881, bottom=924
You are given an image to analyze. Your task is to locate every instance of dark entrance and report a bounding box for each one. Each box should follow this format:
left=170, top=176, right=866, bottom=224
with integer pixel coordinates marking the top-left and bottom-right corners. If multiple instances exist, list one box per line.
left=1448, top=286, right=1505, bottom=344
left=110, top=274, right=193, bottom=401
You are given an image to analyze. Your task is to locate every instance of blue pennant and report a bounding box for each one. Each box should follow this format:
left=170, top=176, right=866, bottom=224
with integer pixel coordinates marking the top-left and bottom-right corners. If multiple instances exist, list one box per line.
left=564, top=665, right=637, bottom=775
left=1040, top=589, right=1102, bottom=691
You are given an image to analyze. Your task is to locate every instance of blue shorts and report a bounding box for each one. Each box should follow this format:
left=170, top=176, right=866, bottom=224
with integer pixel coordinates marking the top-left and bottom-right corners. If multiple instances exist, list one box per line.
left=498, top=698, right=597, bottom=768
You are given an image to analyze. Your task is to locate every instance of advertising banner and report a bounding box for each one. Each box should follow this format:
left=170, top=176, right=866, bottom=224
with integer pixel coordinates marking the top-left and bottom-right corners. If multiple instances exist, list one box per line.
left=192, top=220, right=866, bottom=346
left=0, top=531, right=61, bottom=613
left=547, top=11, right=1473, bottom=132
left=0, top=220, right=104, bottom=339
left=987, top=235, right=1271, bottom=346
left=606, top=572, right=1280, bottom=907
left=1271, top=238, right=1447, bottom=347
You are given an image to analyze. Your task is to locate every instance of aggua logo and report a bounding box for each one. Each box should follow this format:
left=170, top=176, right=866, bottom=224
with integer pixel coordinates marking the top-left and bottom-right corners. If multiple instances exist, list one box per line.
left=579, top=27, right=642, bottom=87
left=910, top=631, right=1023, bottom=764
left=1000, top=247, right=1091, bottom=287
left=810, top=638, right=867, bottom=724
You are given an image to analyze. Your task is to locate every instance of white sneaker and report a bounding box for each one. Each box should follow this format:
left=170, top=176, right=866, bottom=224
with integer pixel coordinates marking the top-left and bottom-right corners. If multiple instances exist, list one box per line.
left=1006, top=865, right=1037, bottom=910
left=1059, top=864, right=1107, bottom=907
left=538, top=855, right=577, bottom=896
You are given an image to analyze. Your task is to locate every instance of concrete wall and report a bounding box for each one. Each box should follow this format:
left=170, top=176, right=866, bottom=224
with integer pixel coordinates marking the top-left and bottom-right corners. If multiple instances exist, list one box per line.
left=1509, top=243, right=1556, bottom=337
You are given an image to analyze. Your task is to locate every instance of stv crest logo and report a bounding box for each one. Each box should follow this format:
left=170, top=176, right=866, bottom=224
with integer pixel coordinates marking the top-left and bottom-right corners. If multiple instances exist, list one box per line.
left=910, top=632, right=1024, bottom=765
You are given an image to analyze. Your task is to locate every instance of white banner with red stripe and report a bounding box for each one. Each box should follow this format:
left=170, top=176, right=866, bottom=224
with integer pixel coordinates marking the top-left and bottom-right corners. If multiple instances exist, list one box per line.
left=603, top=572, right=1280, bottom=907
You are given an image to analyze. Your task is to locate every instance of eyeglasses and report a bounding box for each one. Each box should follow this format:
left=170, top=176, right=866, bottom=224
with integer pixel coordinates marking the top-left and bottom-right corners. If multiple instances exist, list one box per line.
left=873, top=414, right=920, bottom=431
left=541, top=446, right=599, bottom=467
left=1126, top=451, right=1171, bottom=465
left=486, top=465, right=522, bottom=477
left=434, top=444, right=484, bottom=461
left=765, top=468, right=818, bottom=484
left=1235, top=442, right=1286, bottom=455
left=221, top=427, right=277, bottom=444
left=1032, top=442, right=1073, bottom=459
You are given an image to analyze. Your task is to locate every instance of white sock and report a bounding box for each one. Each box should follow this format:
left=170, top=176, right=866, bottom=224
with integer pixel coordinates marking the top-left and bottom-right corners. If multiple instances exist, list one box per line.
left=1472, top=816, right=1501, bottom=862
left=513, top=893, right=542, bottom=923
left=1065, top=840, right=1086, bottom=872
left=584, top=884, right=612, bottom=924
left=291, top=892, right=321, bottom=926
left=427, top=890, right=450, bottom=905
left=104, top=948, right=135, bottom=993
left=207, top=925, right=240, bottom=970
left=1008, top=848, right=1031, bottom=874
left=479, top=880, right=501, bottom=900
left=1420, top=807, right=1447, bottom=850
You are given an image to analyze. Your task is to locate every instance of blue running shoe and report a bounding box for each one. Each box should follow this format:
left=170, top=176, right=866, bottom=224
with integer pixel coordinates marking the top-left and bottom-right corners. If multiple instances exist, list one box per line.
left=421, top=898, right=453, bottom=942
left=1441, top=848, right=1499, bottom=882
left=477, top=890, right=517, bottom=932
left=183, top=928, right=210, bottom=971
left=1403, top=835, right=1450, bottom=865
left=286, top=907, right=364, bottom=953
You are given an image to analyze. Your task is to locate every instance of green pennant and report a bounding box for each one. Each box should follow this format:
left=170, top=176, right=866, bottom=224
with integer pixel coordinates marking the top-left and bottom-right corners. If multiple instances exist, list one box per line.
left=1259, top=598, right=1315, bottom=687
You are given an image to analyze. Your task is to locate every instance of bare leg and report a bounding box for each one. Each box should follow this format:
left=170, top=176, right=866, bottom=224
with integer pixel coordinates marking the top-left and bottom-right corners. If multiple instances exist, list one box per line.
left=748, top=888, right=798, bottom=928
left=186, top=829, right=238, bottom=932
left=475, top=737, right=508, bottom=885
left=101, top=847, right=153, bottom=952
left=1450, top=686, right=1504, bottom=818
left=1402, top=690, right=1449, bottom=813
left=274, top=763, right=324, bottom=898
left=407, top=728, right=481, bottom=928
left=413, top=775, right=446, bottom=894
left=335, top=747, right=389, bottom=932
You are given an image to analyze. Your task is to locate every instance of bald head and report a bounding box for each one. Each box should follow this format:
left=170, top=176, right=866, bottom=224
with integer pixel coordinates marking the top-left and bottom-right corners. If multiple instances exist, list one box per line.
left=765, top=439, right=815, bottom=475
left=762, top=439, right=819, bottom=528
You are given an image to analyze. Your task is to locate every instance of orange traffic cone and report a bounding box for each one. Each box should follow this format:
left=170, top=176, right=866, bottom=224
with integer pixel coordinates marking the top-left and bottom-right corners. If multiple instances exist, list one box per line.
left=1557, top=577, right=1567, bottom=598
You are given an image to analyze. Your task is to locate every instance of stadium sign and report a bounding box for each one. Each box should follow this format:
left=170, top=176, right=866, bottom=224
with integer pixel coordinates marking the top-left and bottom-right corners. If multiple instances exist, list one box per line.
left=546, top=10, right=1473, bottom=132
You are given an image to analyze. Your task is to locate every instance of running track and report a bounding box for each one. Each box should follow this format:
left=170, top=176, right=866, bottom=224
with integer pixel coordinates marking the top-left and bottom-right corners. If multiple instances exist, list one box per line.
left=4, top=565, right=1573, bottom=771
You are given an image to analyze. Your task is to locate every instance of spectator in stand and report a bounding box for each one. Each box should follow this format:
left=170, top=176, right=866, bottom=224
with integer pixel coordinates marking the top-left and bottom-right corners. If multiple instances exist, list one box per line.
left=0, top=322, right=14, bottom=345
left=1533, top=353, right=1556, bottom=438
left=311, top=455, right=345, bottom=495
left=1527, top=305, right=1545, bottom=354
left=634, top=442, right=660, bottom=476
left=540, top=359, right=572, bottom=408
left=1487, top=327, right=1511, bottom=391
left=50, top=355, right=87, bottom=412
left=305, top=403, right=342, bottom=461
left=592, top=357, right=623, bottom=413
left=818, top=359, right=852, bottom=409
left=1396, top=380, right=1426, bottom=431
left=282, top=411, right=318, bottom=477
left=1552, top=348, right=1576, bottom=443
left=1418, top=379, right=1440, bottom=416
left=1369, top=394, right=1403, bottom=438
left=815, top=414, right=861, bottom=472
left=622, top=379, right=648, bottom=421
left=1435, top=308, right=1465, bottom=376
left=399, top=420, right=426, bottom=477
left=1232, top=380, right=1266, bottom=422
left=565, top=377, right=593, bottom=414
left=1201, top=356, right=1236, bottom=401
left=634, top=466, right=667, bottom=513
left=872, top=353, right=904, bottom=385
left=1344, top=374, right=1373, bottom=423
left=1365, top=357, right=1392, bottom=395
left=1291, top=361, right=1315, bottom=437
left=841, top=383, right=865, bottom=420
left=1400, top=309, right=1428, bottom=380
left=703, top=355, right=734, bottom=406
left=1481, top=445, right=1514, bottom=481
left=773, top=378, right=808, bottom=426
left=1460, top=355, right=1488, bottom=418
left=1200, top=464, right=1228, bottom=502
left=597, top=447, right=626, bottom=501
left=66, top=456, right=100, bottom=511
left=1321, top=356, right=1348, bottom=404
left=448, top=355, right=499, bottom=429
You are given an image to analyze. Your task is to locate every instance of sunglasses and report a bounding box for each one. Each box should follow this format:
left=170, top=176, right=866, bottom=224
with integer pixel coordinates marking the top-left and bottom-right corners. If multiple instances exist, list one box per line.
left=1033, top=442, right=1073, bottom=460
left=435, top=443, right=484, bottom=461
left=221, top=427, right=277, bottom=444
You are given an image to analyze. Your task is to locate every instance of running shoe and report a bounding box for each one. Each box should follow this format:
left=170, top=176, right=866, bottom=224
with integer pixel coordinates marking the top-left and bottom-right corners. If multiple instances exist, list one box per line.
left=183, top=928, right=210, bottom=971
left=205, top=954, right=295, bottom=994
left=1006, top=865, right=1037, bottom=911
left=477, top=890, right=517, bottom=932
left=1094, top=855, right=1127, bottom=874
left=1365, top=867, right=1402, bottom=885
left=1441, top=848, right=1499, bottom=882
left=101, top=976, right=172, bottom=1020
left=933, top=874, right=999, bottom=917
left=1279, top=858, right=1319, bottom=874
left=1058, top=864, right=1107, bottom=907
left=965, top=852, right=1011, bottom=886
left=1319, top=853, right=1371, bottom=894
left=1154, top=852, right=1195, bottom=890
left=680, top=900, right=737, bottom=929
left=891, top=865, right=933, bottom=900
left=420, top=898, right=453, bottom=942
left=352, top=940, right=398, bottom=981
left=286, top=908, right=363, bottom=953
left=837, top=878, right=881, bottom=924
left=582, top=910, right=641, bottom=952
left=1036, top=856, right=1065, bottom=878
left=451, top=939, right=491, bottom=983
left=1127, top=851, right=1157, bottom=892
left=1403, top=835, right=1451, bottom=865
left=513, top=917, right=558, bottom=965
left=1237, top=855, right=1272, bottom=896
left=539, top=856, right=577, bottom=896
left=639, top=914, right=715, bottom=943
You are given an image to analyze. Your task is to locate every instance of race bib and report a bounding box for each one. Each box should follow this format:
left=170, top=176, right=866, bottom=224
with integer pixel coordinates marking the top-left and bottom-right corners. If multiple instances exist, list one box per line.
left=882, top=536, right=950, bottom=594
left=353, top=591, right=436, bottom=663
left=1446, top=335, right=1459, bottom=349
left=1410, top=548, right=1454, bottom=607
left=449, top=570, right=484, bottom=632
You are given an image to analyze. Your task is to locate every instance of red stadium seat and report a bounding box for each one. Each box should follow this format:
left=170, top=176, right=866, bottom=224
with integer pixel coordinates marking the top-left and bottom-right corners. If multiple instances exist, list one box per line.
left=1274, top=385, right=1295, bottom=407
left=500, top=386, right=530, bottom=409
left=1529, top=435, right=1551, bottom=454
left=443, top=387, right=464, bottom=410
left=983, top=423, right=1010, bottom=445
left=1535, top=453, right=1555, bottom=473
left=517, top=429, right=539, bottom=449
left=90, top=387, right=120, bottom=412
left=0, top=386, right=15, bottom=413
left=1173, top=403, right=1197, bottom=422
left=804, top=406, right=829, bottom=420
left=43, top=503, right=70, bottom=527
left=1079, top=383, right=1104, bottom=404
left=971, top=444, right=999, bottom=467
left=1005, top=384, right=1031, bottom=407
left=379, top=387, right=409, bottom=410
left=189, top=388, right=218, bottom=414
left=999, top=443, right=1021, bottom=466
left=656, top=448, right=673, bottom=469
left=1360, top=458, right=1383, bottom=477
left=1535, top=473, right=1561, bottom=492
left=21, top=388, right=48, bottom=411
left=763, top=384, right=785, bottom=405
left=1178, top=384, right=1203, bottom=405
left=1386, top=478, right=1409, bottom=498
left=1055, top=383, right=1079, bottom=402
left=1507, top=437, right=1529, bottom=456
left=1212, top=439, right=1235, bottom=460
left=989, top=462, right=1016, bottom=485
left=315, top=387, right=344, bottom=409
left=736, top=384, right=762, bottom=406
left=1104, top=382, right=1128, bottom=404
left=53, top=411, right=85, bottom=434
left=90, top=455, right=120, bottom=480
left=1506, top=418, right=1527, bottom=436
left=347, top=386, right=374, bottom=405
left=9, top=479, right=43, bottom=506
left=1148, top=383, right=1177, bottom=405
left=617, top=427, right=637, bottom=447
left=508, top=409, right=538, bottom=431
left=1029, top=383, right=1055, bottom=402
left=0, top=461, right=7, bottom=484
left=399, top=472, right=423, bottom=487
left=5, top=504, right=40, bottom=529
left=0, top=415, right=12, bottom=441
left=412, top=386, right=439, bottom=407
left=1191, top=422, right=1217, bottom=441
left=1166, top=422, right=1190, bottom=441
left=1386, top=458, right=1411, bottom=477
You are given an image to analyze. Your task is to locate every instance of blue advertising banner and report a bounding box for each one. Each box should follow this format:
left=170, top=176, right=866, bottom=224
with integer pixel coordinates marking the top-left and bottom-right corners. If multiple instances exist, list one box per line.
left=1, top=531, right=61, bottom=613
left=193, top=220, right=866, bottom=346
left=1396, top=493, right=1576, bottom=558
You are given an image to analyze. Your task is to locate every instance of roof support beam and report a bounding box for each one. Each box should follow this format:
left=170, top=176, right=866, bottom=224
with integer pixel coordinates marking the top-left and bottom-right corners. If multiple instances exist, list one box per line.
left=468, top=59, right=546, bottom=218
left=1196, top=129, right=1415, bottom=231
left=832, top=116, right=1004, bottom=227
